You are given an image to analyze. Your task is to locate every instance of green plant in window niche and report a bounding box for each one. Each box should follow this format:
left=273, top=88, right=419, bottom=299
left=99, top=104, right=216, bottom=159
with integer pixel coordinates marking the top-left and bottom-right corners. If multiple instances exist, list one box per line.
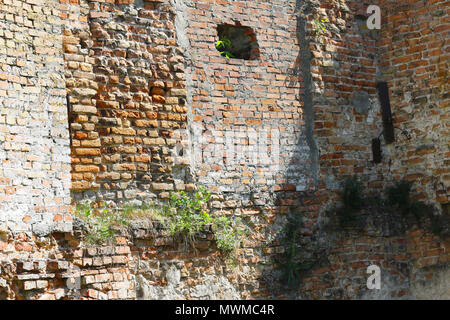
left=216, top=36, right=231, bottom=49
left=216, top=36, right=234, bottom=59
left=222, top=51, right=234, bottom=59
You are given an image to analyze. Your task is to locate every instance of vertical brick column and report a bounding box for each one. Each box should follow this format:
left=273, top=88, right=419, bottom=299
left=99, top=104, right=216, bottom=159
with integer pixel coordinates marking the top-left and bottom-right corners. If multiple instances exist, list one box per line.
left=61, top=0, right=100, bottom=194
left=61, top=0, right=189, bottom=204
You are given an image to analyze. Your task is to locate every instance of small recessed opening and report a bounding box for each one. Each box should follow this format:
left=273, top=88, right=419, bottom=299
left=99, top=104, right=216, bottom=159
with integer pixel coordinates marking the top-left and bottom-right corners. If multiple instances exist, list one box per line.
left=377, top=82, right=395, bottom=144
left=216, top=24, right=259, bottom=60
left=372, top=138, right=382, bottom=164
left=66, top=95, right=73, bottom=147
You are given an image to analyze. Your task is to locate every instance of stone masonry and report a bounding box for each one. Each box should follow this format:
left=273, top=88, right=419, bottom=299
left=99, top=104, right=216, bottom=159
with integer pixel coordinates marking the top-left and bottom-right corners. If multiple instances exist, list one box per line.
left=0, top=0, right=449, bottom=300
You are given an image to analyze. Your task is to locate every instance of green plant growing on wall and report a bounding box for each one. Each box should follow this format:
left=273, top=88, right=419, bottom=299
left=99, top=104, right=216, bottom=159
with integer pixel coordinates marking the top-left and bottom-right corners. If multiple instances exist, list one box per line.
left=430, top=214, right=446, bottom=236
left=312, top=17, right=330, bottom=40
left=161, top=187, right=245, bottom=254
left=340, top=178, right=363, bottom=210
left=213, top=216, right=246, bottom=252
left=164, top=188, right=213, bottom=239
left=74, top=201, right=130, bottom=245
left=386, top=180, right=413, bottom=215
left=276, top=213, right=316, bottom=289
left=74, top=189, right=246, bottom=253
left=336, top=177, right=364, bottom=224
left=386, top=180, right=450, bottom=237
left=121, top=201, right=163, bottom=221
left=216, top=36, right=234, bottom=59
left=386, top=180, right=436, bottom=223
left=328, top=177, right=446, bottom=237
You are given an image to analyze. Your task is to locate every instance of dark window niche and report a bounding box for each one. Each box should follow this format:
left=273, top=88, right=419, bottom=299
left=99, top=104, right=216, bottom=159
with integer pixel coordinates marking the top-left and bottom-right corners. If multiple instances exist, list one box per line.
left=372, top=137, right=382, bottom=164
left=377, top=82, right=395, bottom=144
left=66, top=95, right=73, bottom=147
left=216, top=24, right=259, bottom=60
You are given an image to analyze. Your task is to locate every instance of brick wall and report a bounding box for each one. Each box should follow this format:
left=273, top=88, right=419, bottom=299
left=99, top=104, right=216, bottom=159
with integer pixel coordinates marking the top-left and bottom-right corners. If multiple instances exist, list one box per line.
left=0, top=0, right=72, bottom=235
left=1, top=212, right=447, bottom=300
left=179, top=0, right=312, bottom=200
left=61, top=0, right=99, bottom=193
left=378, top=0, right=449, bottom=206
left=308, top=0, right=385, bottom=192
left=0, top=0, right=448, bottom=300
left=271, top=0, right=450, bottom=299
left=63, top=0, right=312, bottom=209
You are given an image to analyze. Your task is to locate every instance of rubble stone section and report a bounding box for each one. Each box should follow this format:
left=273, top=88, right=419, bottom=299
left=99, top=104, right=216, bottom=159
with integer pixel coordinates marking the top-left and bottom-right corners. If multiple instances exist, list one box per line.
left=0, top=215, right=448, bottom=300
left=0, top=221, right=240, bottom=300
left=0, top=0, right=72, bottom=235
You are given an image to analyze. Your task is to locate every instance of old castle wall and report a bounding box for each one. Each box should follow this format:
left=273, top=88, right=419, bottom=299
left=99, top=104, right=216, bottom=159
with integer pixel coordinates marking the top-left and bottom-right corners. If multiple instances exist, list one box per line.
left=0, top=0, right=449, bottom=299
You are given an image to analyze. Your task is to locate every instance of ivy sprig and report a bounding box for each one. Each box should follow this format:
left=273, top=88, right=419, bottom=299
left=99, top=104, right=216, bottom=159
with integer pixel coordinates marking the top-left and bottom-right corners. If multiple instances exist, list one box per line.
left=216, top=36, right=234, bottom=59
